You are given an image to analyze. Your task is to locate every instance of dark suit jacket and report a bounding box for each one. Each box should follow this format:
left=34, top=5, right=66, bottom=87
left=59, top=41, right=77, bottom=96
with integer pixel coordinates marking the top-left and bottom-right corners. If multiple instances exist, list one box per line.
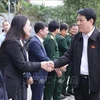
left=0, top=71, right=8, bottom=100
left=28, top=35, right=50, bottom=83
left=0, top=39, right=41, bottom=99
left=54, top=28, right=100, bottom=92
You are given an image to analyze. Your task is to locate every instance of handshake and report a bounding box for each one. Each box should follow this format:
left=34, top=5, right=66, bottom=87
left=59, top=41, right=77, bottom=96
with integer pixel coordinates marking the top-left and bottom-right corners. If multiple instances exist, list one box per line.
left=41, top=61, right=54, bottom=72
left=41, top=61, right=67, bottom=77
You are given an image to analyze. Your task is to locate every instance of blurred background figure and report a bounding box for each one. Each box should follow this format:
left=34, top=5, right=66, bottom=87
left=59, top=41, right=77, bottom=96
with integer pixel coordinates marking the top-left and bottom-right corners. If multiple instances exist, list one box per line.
left=0, top=20, right=10, bottom=100
left=69, top=23, right=79, bottom=36
left=0, top=20, right=10, bottom=46
left=55, top=23, right=69, bottom=99
left=62, top=23, right=78, bottom=97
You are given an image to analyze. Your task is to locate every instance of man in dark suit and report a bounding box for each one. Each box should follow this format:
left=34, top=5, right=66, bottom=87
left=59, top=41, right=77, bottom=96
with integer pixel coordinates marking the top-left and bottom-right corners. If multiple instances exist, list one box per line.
left=50, top=8, right=100, bottom=100
left=28, top=21, right=50, bottom=100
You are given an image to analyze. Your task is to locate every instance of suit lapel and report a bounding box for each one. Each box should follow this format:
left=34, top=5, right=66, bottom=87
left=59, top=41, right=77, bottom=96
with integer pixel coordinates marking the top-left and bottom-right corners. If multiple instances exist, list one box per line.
left=22, top=46, right=27, bottom=61
left=34, top=35, right=47, bottom=56
left=19, top=40, right=27, bottom=61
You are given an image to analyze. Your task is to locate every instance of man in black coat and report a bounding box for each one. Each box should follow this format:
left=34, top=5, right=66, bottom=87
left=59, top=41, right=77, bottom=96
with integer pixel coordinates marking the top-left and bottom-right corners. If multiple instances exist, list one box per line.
left=51, top=8, right=100, bottom=100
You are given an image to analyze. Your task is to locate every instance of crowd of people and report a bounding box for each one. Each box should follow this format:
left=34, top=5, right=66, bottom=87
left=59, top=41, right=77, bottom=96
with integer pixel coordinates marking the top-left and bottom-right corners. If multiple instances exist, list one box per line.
left=0, top=7, right=100, bottom=100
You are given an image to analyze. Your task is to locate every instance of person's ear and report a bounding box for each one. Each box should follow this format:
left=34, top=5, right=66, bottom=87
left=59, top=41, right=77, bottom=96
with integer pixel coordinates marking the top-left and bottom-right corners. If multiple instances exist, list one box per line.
left=90, top=18, right=94, bottom=25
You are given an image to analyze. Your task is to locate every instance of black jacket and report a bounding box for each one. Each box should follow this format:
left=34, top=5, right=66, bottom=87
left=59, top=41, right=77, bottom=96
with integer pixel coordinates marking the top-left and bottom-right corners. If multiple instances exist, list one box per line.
left=0, top=71, right=8, bottom=100
left=54, top=28, right=100, bottom=93
left=0, top=39, right=41, bottom=99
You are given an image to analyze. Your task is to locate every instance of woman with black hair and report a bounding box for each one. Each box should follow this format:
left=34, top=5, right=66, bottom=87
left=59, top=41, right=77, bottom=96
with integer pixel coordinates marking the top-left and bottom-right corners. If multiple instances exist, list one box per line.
left=0, top=15, right=53, bottom=100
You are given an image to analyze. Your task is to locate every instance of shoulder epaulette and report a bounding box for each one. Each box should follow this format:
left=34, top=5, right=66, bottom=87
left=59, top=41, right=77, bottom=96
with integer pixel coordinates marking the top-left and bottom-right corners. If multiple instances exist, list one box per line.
left=50, top=35, right=54, bottom=40
left=61, top=35, right=64, bottom=38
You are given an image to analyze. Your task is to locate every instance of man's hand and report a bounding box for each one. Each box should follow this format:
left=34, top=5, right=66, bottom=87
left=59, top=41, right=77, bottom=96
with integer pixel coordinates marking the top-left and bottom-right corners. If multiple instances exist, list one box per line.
left=27, top=76, right=34, bottom=85
left=41, top=61, right=54, bottom=72
left=48, top=61, right=54, bottom=68
left=59, top=64, right=68, bottom=72
left=55, top=68, right=62, bottom=77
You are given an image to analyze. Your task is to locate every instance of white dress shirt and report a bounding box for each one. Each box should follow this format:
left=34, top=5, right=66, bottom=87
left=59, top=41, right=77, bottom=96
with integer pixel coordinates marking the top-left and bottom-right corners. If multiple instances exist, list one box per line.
left=80, top=27, right=95, bottom=75
left=20, top=40, right=29, bottom=61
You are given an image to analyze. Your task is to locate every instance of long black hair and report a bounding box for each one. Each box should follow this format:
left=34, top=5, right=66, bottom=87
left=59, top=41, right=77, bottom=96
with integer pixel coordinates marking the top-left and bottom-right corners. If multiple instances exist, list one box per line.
left=5, top=15, right=28, bottom=41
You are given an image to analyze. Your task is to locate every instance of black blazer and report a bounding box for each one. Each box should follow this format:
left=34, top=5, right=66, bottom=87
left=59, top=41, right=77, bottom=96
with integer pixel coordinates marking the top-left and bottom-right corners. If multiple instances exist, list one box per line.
left=0, top=39, right=41, bottom=99
left=54, top=28, right=100, bottom=92
left=0, top=71, right=8, bottom=100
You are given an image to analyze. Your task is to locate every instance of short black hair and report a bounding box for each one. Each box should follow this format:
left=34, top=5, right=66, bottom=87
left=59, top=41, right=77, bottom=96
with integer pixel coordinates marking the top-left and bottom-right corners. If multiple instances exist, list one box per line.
left=34, top=21, right=47, bottom=33
left=60, top=23, right=69, bottom=31
left=77, top=8, right=96, bottom=25
left=48, top=20, right=60, bottom=32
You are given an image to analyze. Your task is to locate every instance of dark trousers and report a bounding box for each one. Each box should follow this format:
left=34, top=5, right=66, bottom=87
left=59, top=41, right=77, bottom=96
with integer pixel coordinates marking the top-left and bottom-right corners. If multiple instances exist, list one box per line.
left=43, top=74, right=58, bottom=100
left=31, top=83, right=44, bottom=100
left=0, top=72, right=8, bottom=100
left=62, top=65, right=72, bottom=94
left=0, top=77, right=4, bottom=99
left=74, top=75, right=100, bottom=100
left=4, top=75, right=22, bottom=100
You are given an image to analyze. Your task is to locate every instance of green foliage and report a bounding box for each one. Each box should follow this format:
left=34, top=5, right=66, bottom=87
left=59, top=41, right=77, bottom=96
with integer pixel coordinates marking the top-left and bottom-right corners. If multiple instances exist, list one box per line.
left=63, top=0, right=100, bottom=28
left=16, top=1, right=53, bottom=23
left=1, top=0, right=100, bottom=28
left=16, top=0, right=100, bottom=28
left=0, top=2, right=7, bottom=12
left=0, top=0, right=18, bottom=13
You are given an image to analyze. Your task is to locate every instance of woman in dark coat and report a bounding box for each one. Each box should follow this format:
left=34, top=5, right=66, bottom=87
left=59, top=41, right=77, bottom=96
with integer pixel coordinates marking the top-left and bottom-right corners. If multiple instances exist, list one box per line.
left=0, top=15, right=53, bottom=100
left=0, top=71, right=8, bottom=100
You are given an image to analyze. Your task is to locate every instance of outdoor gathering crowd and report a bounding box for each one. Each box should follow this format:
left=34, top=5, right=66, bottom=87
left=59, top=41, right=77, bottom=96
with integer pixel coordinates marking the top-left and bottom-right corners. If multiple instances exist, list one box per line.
left=0, top=7, right=100, bottom=100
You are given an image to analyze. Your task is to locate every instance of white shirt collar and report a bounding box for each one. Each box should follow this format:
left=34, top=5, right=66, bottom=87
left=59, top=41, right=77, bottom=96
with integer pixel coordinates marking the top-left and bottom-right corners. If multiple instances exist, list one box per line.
left=82, top=27, right=95, bottom=37
left=20, top=40, right=24, bottom=47
left=35, top=34, right=44, bottom=44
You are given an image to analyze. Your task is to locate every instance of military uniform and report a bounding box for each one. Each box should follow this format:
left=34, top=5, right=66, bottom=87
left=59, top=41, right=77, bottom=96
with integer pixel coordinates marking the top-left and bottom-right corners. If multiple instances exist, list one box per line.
left=65, top=34, right=71, bottom=46
left=62, top=34, right=73, bottom=95
left=43, top=33, right=59, bottom=100
left=55, top=33, right=68, bottom=99
left=56, top=33, right=68, bottom=56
